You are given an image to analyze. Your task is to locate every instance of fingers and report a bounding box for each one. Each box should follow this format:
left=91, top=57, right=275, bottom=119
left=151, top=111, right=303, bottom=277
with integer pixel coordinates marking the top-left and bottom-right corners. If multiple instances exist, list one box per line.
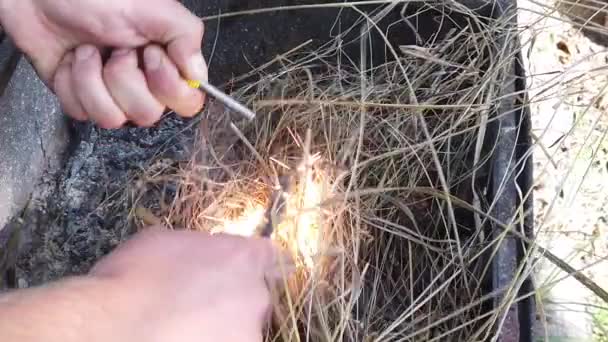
left=49, top=0, right=206, bottom=127
left=135, top=1, right=207, bottom=81
left=54, top=53, right=87, bottom=121
left=103, top=49, right=164, bottom=127
left=71, top=45, right=127, bottom=129
left=216, top=234, right=295, bottom=286
left=144, top=45, right=205, bottom=117
left=92, top=230, right=294, bottom=288
left=58, top=45, right=197, bottom=128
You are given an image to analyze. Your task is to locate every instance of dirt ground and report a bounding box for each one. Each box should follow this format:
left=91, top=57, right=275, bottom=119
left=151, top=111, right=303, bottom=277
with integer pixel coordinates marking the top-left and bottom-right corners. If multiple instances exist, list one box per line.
left=519, top=0, right=608, bottom=340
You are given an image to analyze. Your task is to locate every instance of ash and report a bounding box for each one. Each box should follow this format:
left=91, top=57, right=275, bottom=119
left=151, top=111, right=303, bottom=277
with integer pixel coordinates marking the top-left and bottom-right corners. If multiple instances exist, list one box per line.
left=16, top=116, right=196, bottom=286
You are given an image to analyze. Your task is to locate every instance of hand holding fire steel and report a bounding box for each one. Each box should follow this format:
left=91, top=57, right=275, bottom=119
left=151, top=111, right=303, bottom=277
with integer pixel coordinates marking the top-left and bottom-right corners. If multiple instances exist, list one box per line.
left=0, top=0, right=208, bottom=128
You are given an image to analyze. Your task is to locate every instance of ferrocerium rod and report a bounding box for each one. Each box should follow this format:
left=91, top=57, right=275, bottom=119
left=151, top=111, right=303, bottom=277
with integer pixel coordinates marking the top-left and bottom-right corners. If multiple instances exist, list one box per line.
left=259, top=176, right=291, bottom=238
left=187, top=80, right=256, bottom=121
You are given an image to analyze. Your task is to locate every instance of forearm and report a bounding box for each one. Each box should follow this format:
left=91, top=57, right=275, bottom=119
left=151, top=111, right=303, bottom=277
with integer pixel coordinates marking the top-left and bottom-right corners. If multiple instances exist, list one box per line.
left=0, top=276, right=142, bottom=342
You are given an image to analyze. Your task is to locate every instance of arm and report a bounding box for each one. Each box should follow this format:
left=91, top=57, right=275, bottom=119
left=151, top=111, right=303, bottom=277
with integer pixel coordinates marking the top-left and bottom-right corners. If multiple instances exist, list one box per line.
left=0, top=229, right=284, bottom=342
left=0, top=276, right=141, bottom=342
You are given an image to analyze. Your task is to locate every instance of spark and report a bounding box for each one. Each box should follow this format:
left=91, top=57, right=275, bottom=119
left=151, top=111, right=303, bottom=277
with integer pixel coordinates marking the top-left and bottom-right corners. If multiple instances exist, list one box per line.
left=216, top=204, right=266, bottom=237
left=213, top=168, right=328, bottom=269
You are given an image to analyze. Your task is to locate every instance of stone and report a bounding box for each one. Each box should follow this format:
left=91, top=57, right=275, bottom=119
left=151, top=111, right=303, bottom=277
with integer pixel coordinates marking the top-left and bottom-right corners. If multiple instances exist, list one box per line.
left=0, top=54, right=69, bottom=233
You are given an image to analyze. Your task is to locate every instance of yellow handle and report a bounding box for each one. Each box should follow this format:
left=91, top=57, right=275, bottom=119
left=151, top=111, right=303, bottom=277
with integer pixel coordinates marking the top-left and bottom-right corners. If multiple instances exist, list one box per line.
left=186, top=79, right=201, bottom=89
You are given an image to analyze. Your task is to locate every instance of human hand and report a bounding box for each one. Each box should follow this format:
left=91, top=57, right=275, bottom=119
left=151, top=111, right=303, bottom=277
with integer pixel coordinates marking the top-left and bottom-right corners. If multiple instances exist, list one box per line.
left=0, top=0, right=207, bottom=128
left=0, top=228, right=289, bottom=342
left=89, top=228, right=288, bottom=342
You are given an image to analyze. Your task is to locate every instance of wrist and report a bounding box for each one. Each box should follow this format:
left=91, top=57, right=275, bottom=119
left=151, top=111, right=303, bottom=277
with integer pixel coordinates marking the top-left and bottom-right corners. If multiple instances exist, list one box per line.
left=0, top=275, right=147, bottom=342
left=73, top=275, right=149, bottom=341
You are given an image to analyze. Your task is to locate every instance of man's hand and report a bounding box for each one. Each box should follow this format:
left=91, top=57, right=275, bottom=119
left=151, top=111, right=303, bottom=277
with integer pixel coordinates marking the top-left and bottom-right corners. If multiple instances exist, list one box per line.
left=0, top=0, right=207, bottom=128
left=0, top=229, right=289, bottom=342
left=91, top=229, right=285, bottom=341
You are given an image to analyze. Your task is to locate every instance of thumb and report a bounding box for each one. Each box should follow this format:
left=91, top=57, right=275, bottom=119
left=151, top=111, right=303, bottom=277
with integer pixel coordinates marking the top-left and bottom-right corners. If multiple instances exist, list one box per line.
left=136, top=1, right=207, bottom=82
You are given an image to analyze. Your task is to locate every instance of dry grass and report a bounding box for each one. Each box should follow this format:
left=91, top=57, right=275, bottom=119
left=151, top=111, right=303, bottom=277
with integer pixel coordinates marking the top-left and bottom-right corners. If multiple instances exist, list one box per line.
left=131, top=2, right=535, bottom=341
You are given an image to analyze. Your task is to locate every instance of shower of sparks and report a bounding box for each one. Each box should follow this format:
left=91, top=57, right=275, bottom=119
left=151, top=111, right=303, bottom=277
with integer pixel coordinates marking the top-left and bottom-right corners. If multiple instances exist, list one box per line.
left=212, top=168, right=328, bottom=269
left=277, top=170, right=325, bottom=269
left=217, top=203, right=266, bottom=237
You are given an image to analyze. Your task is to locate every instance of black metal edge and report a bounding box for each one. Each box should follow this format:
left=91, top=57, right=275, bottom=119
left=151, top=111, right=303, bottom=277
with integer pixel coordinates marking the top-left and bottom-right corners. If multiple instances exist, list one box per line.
left=488, top=0, right=535, bottom=340
left=514, top=47, right=536, bottom=342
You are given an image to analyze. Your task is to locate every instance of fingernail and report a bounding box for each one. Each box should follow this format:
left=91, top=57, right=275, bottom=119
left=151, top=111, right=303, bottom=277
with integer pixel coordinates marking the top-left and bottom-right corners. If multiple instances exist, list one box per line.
left=144, top=48, right=163, bottom=71
left=188, top=53, right=208, bottom=82
left=75, top=45, right=96, bottom=61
